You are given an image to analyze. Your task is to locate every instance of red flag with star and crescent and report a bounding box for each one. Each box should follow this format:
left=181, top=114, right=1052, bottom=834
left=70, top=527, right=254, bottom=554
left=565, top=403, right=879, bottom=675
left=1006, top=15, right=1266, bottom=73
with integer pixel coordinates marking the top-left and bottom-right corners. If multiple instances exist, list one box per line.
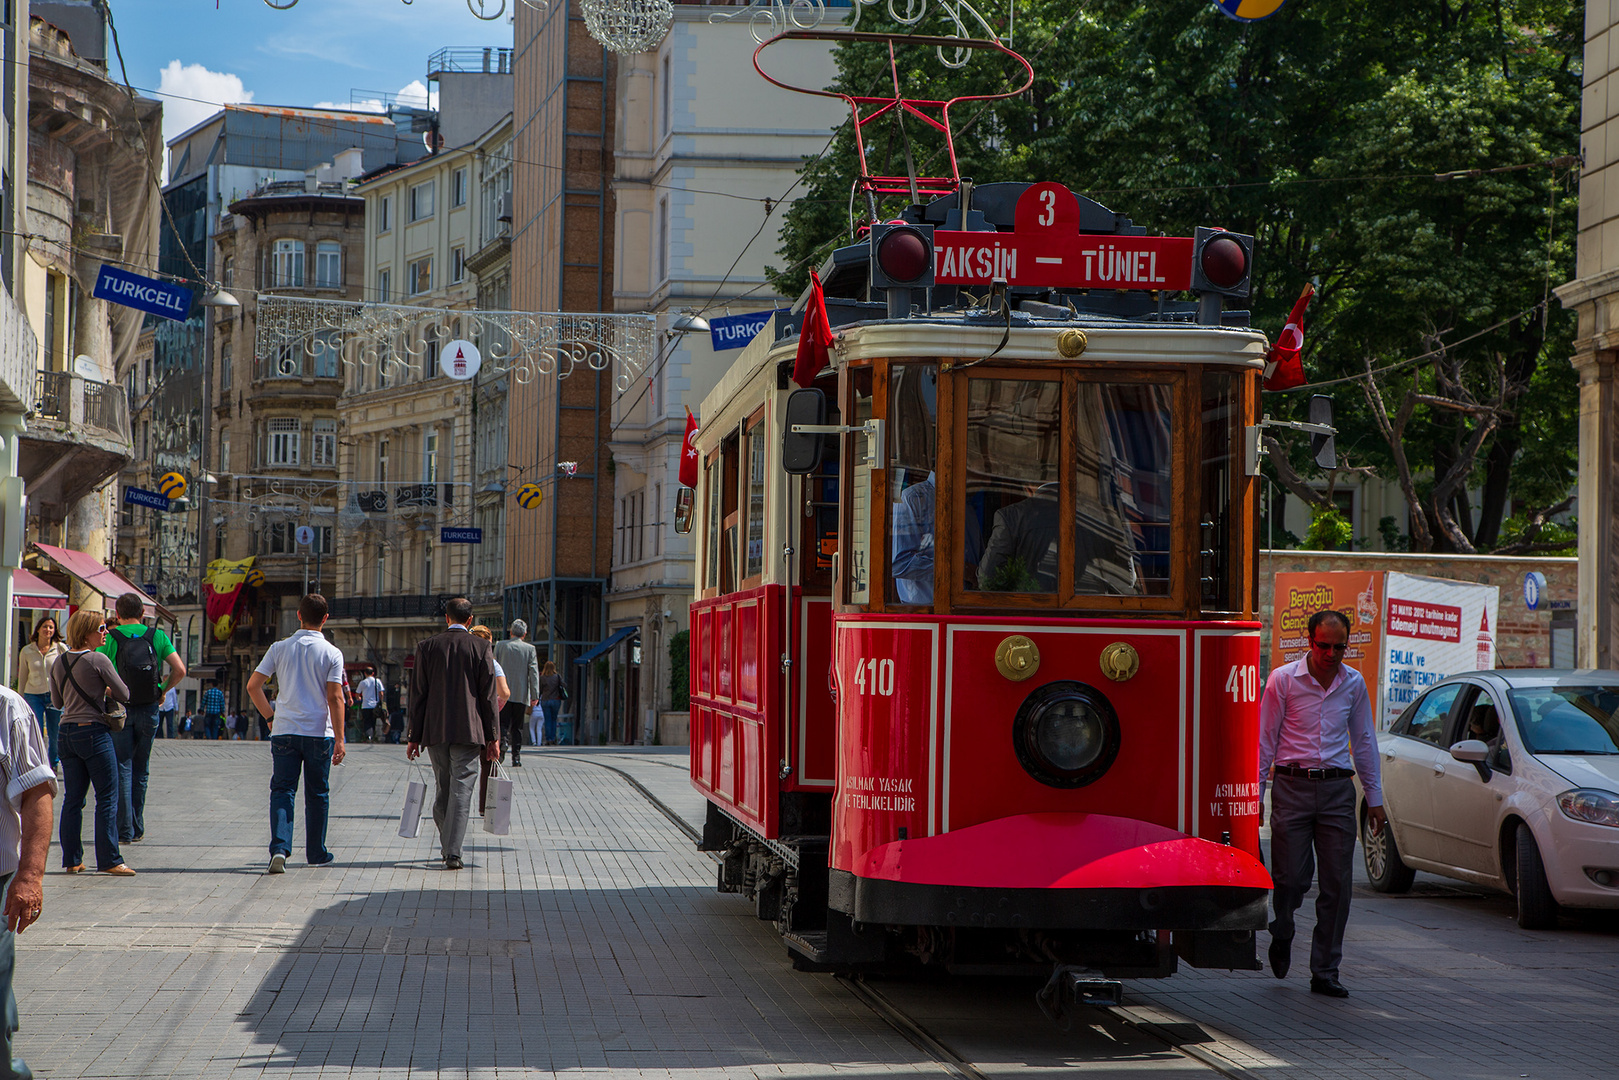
left=678, top=408, right=700, bottom=488
left=791, top=270, right=836, bottom=388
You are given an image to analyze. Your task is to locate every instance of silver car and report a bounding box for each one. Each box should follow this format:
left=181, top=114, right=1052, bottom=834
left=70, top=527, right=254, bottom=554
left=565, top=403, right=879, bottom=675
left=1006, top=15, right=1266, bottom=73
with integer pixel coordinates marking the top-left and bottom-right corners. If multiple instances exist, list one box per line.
left=1359, top=670, right=1619, bottom=928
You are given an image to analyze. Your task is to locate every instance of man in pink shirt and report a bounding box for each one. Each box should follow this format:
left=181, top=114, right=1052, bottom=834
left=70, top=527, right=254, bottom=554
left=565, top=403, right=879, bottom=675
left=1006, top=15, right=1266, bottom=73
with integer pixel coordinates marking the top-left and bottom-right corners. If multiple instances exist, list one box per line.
left=1258, top=609, right=1387, bottom=998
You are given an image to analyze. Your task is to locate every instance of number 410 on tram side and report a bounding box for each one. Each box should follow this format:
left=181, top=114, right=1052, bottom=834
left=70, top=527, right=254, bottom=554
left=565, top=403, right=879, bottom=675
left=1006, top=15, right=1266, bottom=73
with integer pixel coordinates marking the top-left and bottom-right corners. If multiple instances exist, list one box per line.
left=678, top=180, right=1279, bottom=994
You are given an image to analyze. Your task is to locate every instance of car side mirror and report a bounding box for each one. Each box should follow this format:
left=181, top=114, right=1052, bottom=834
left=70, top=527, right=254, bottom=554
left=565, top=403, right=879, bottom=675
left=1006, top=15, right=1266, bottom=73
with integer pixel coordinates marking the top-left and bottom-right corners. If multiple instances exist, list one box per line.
left=1449, top=739, right=1489, bottom=763
left=672, top=487, right=695, bottom=535
left=782, top=388, right=827, bottom=475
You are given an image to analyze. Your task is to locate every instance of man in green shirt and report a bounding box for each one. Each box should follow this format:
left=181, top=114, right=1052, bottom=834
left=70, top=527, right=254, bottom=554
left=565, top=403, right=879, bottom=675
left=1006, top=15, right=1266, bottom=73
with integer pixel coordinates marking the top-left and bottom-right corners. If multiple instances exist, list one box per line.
left=98, top=593, right=186, bottom=843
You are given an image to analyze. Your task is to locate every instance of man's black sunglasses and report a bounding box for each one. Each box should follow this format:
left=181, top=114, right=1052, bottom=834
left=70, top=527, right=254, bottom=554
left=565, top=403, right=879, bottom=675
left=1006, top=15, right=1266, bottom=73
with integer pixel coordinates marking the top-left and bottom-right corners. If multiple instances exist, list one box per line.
left=1310, top=639, right=1348, bottom=653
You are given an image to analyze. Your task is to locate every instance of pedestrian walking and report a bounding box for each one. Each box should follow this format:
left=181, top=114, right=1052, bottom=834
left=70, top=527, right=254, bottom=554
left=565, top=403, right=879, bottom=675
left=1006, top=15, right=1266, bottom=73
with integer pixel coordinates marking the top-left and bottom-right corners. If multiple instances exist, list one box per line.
left=159, top=685, right=178, bottom=740
left=17, top=616, right=65, bottom=774
left=50, top=609, right=134, bottom=876
left=202, top=681, right=225, bottom=741
left=406, top=598, right=499, bottom=871
left=246, top=594, right=347, bottom=874
left=357, top=668, right=385, bottom=743
left=0, top=681, right=57, bottom=1080
left=493, top=620, right=540, bottom=767
left=470, top=625, right=512, bottom=814
left=528, top=699, right=544, bottom=749
left=535, top=661, right=563, bottom=745
left=100, top=593, right=185, bottom=844
left=1259, top=608, right=1386, bottom=998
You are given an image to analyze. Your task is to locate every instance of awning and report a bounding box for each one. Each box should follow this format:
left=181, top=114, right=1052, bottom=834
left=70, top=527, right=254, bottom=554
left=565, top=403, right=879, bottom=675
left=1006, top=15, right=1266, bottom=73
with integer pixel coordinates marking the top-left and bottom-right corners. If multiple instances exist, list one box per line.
left=11, top=568, right=67, bottom=610
left=28, top=543, right=176, bottom=624
left=575, top=625, right=638, bottom=665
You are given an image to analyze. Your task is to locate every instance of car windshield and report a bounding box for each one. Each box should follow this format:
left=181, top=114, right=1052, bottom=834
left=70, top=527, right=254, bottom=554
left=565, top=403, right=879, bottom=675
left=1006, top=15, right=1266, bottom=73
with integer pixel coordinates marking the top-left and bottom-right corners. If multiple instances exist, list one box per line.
left=1507, top=687, right=1619, bottom=755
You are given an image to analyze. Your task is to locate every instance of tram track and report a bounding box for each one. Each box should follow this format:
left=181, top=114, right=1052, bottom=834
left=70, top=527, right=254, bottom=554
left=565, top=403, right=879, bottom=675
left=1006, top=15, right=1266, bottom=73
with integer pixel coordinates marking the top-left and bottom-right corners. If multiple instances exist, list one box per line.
left=578, top=754, right=1257, bottom=1080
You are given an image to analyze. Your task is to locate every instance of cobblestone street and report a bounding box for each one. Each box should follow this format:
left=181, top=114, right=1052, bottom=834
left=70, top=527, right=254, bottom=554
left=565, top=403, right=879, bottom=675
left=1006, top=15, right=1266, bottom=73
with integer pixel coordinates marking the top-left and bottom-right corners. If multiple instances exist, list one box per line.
left=14, top=744, right=1618, bottom=1079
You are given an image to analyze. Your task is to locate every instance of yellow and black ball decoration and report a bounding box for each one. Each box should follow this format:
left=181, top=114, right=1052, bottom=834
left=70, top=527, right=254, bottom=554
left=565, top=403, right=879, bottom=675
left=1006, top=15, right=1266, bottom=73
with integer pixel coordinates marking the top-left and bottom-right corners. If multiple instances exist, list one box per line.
left=158, top=472, right=187, bottom=501
left=245, top=568, right=265, bottom=588
left=516, top=483, right=545, bottom=509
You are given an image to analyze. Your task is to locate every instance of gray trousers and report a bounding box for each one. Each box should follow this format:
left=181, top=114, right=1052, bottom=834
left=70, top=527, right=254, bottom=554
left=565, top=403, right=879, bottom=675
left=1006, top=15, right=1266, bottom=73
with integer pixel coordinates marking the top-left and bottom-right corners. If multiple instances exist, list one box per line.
left=427, top=743, right=482, bottom=859
left=1268, top=773, right=1357, bottom=980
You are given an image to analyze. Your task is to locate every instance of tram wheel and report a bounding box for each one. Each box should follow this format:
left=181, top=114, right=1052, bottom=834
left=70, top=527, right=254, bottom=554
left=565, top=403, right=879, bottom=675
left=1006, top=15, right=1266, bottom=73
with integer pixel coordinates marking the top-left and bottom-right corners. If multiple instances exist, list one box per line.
left=1362, top=807, right=1415, bottom=893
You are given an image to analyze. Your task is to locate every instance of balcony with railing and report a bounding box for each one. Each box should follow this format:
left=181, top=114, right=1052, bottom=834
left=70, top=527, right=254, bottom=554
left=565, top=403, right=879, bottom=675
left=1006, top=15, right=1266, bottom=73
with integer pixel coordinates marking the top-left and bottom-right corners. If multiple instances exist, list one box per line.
left=0, top=290, right=37, bottom=415
left=328, top=594, right=456, bottom=621
left=21, top=368, right=134, bottom=508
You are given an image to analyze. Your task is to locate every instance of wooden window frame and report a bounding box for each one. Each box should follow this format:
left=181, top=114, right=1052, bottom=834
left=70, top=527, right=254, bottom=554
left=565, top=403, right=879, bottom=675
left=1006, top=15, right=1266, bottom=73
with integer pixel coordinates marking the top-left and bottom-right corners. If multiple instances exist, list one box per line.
left=740, top=405, right=769, bottom=591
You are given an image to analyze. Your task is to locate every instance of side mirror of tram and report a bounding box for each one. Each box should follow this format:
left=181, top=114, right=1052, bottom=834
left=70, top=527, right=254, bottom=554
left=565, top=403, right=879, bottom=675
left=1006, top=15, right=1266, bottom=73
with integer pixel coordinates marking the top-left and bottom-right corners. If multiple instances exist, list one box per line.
left=1309, top=395, right=1337, bottom=470
left=672, top=487, right=695, bottom=535
left=782, top=389, right=827, bottom=474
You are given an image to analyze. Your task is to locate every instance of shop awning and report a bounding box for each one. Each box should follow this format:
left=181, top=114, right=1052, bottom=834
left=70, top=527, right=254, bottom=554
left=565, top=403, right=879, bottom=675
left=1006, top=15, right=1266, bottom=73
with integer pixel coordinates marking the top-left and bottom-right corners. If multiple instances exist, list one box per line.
left=11, top=568, right=67, bottom=610
left=28, top=543, right=175, bottom=624
left=574, top=625, right=638, bottom=665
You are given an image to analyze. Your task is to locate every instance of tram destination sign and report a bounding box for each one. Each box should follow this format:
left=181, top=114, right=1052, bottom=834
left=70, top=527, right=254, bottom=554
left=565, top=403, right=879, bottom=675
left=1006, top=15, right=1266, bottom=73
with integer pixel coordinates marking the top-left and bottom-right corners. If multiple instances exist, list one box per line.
left=931, top=181, right=1194, bottom=292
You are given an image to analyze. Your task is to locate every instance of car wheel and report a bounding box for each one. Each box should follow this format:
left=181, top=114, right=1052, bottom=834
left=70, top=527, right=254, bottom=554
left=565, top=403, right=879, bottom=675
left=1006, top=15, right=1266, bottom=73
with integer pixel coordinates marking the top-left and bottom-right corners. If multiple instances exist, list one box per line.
left=1363, top=807, right=1415, bottom=893
left=1514, top=823, right=1559, bottom=930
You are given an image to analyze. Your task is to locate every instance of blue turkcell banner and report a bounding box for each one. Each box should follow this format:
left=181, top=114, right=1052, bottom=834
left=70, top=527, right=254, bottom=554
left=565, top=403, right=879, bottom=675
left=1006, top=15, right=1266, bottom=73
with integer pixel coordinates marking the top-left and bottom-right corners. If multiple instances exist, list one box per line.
left=123, top=486, right=171, bottom=511
left=440, top=527, right=483, bottom=544
left=93, top=265, right=193, bottom=321
left=708, top=310, right=777, bottom=352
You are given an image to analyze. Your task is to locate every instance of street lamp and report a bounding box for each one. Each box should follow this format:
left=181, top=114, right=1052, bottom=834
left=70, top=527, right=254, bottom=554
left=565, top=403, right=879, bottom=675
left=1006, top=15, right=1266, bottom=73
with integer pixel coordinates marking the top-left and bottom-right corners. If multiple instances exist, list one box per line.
left=667, top=311, right=710, bottom=338
left=201, top=285, right=240, bottom=309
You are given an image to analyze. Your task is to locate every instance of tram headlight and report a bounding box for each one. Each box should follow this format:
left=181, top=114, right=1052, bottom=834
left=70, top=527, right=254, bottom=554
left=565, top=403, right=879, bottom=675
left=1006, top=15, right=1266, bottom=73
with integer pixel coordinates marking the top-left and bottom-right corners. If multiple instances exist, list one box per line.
left=1012, top=681, right=1122, bottom=789
left=1190, top=226, right=1254, bottom=300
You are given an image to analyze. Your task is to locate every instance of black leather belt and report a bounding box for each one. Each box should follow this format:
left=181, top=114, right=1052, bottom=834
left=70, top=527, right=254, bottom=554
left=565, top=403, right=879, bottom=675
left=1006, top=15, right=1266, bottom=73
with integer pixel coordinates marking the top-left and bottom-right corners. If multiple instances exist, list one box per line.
left=1274, top=764, right=1355, bottom=780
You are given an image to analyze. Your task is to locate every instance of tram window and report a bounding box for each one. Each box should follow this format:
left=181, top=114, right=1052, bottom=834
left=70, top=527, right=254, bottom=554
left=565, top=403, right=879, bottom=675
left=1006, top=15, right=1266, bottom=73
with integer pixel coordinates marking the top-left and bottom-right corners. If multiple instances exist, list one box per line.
left=887, top=364, right=939, bottom=605
left=801, top=401, right=841, bottom=591
left=703, top=455, right=722, bottom=591
left=967, top=378, right=1061, bottom=594
left=846, top=369, right=874, bottom=605
left=721, top=432, right=740, bottom=593
left=1200, top=373, right=1237, bottom=611
left=744, top=422, right=767, bottom=581
left=1075, top=382, right=1175, bottom=596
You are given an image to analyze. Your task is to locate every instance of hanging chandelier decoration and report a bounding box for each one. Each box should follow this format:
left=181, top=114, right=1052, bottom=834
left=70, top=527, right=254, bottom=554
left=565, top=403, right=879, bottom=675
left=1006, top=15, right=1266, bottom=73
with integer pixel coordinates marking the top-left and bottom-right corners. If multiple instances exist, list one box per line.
left=263, top=0, right=546, bottom=19
left=580, top=0, right=675, bottom=54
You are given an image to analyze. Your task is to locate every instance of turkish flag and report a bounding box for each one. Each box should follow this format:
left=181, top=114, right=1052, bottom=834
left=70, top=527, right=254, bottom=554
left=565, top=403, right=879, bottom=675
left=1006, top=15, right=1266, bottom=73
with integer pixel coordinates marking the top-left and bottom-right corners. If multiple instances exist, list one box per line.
left=791, top=270, right=836, bottom=388
left=1264, top=283, right=1314, bottom=392
left=678, top=408, right=700, bottom=488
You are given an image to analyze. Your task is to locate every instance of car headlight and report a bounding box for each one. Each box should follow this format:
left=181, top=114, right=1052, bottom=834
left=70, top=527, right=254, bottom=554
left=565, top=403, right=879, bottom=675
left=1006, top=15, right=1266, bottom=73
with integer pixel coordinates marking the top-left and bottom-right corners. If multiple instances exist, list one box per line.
left=1012, top=681, right=1121, bottom=789
left=1556, top=789, right=1619, bottom=828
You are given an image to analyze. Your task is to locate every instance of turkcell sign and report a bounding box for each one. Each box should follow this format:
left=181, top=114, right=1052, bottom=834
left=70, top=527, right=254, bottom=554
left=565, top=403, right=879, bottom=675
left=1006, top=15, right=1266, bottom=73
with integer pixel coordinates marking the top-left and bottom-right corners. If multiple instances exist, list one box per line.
left=123, top=486, right=171, bottom=511
left=93, top=265, right=192, bottom=321
left=708, top=310, right=775, bottom=352
left=932, top=231, right=1194, bottom=291
left=440, top=527, right=482, bottom=544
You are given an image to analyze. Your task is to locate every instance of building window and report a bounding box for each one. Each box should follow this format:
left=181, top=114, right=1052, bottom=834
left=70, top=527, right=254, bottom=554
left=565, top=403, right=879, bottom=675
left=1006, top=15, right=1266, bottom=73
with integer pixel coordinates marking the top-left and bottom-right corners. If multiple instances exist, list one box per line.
left=656, top=197, right=668, bottom=284
left=408, top=180, right=435, bottom=223
left=377, top=268, right=391, bottom=303
left=377, top=438, right=389, bottom=484
left=423, top=429, right=439, bottom=483
left=220, top=430, right=231, bottom=474
left=315, top=241, right=342, bottom=288
left=220, top=342, right=232, bottom=390
left=222, top=255, right=234, bottom=288
left=378, top=195, right=392, bottom=233
left=312, top=525, right=333, bottom=555
left=313, top=418, right=337, bottom=466
left=408, top=257, right=432, bottom=296
left=268, top=417, right=301, bottom=466
left=451, top=245, right=466, bottom=284
left=268, top=522, right=289, bottom=554
left=375, top=544, right=386, bottom=594
left=452, top=167, right=468, bottom=207
left=273, top=239, right=305, bottom=287
left=661, top=53, right=672, bottom=136
left=653, top=482, right=661, bottom=556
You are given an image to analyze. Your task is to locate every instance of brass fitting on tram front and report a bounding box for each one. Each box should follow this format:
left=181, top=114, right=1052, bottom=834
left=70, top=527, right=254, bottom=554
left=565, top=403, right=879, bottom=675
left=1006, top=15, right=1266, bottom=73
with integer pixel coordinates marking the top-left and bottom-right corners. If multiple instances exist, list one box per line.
left=1057, top=329, right=1088, bottom=358
left=995, top=635, right=1041, bottom=681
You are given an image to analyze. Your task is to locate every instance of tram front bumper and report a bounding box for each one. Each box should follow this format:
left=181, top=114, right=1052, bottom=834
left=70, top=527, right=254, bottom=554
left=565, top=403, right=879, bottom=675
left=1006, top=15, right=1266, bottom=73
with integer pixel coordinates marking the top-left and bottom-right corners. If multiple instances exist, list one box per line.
left=832, top=811, right=1272, bottom=931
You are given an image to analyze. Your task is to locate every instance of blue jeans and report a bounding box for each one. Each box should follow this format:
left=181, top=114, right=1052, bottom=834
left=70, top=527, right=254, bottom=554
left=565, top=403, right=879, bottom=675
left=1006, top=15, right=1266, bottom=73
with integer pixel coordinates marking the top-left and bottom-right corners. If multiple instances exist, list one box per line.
left=204, top=714, right=221, bottom=741
left=541, top=700, right=560, bottom=744
left=58, top=723, right=122, bottom=871
left=269, top=735, right=333, bottom=863
left=116, top=704, right=159, bottom=841
left=0, top=873, right=31, bottom=1079
left=158, top=710, right=176, bottom=739
left=21, top=694, right=57, bottom=772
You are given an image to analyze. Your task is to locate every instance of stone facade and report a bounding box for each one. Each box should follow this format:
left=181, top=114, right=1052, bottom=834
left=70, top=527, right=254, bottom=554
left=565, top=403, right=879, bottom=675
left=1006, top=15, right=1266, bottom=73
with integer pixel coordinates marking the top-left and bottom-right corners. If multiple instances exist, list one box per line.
left=1259, top=550, right=1578, bottom=673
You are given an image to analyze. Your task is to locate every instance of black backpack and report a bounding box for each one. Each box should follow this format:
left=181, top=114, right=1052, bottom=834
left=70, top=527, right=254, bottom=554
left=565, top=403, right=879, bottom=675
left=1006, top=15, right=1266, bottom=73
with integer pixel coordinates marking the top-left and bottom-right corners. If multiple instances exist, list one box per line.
left=113, top=624, right=163, bottom=706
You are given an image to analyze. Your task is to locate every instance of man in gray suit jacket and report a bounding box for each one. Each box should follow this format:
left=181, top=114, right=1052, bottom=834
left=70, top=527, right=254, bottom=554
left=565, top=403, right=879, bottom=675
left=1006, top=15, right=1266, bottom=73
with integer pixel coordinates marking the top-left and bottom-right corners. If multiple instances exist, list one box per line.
left=406, top=597, right=499, bottom=870
left=492, top=620, right=541, bottom=766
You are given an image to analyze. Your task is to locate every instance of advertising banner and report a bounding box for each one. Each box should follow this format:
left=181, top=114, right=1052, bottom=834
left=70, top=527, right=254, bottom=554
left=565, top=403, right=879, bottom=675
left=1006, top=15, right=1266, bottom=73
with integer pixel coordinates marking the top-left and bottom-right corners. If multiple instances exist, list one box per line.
left=1270, top=571, right=1382, bottom=712
left=203, top=556, right=257, bottom=640
left=1380, top=572, right=1499, bottom=728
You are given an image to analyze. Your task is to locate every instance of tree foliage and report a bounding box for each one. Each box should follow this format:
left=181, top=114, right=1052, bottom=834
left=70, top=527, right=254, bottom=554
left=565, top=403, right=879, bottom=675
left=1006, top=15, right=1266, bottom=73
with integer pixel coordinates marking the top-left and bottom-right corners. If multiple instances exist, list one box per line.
left=770, top=0, right=1581, bottom=550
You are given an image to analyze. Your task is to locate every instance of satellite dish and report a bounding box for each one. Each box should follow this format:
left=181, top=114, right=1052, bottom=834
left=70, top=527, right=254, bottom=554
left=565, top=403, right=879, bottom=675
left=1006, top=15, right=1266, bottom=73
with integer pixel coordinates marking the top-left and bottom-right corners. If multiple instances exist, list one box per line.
left=424, top=129, right=445, bottom=153
left=73, top=354, right=98, bottom=379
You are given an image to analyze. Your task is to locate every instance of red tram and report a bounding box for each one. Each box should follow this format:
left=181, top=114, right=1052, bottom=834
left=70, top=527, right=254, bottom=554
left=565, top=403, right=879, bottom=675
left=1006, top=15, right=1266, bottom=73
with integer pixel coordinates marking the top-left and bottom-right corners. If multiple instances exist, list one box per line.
left=680, top=175, right=1274, bottom=987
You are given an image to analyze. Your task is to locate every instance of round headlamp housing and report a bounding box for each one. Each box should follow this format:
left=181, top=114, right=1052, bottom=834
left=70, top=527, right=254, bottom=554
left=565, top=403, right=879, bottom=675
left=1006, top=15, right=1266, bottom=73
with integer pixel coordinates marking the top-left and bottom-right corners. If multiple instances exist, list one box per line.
left=1012, top=681, right=1121, bottom=789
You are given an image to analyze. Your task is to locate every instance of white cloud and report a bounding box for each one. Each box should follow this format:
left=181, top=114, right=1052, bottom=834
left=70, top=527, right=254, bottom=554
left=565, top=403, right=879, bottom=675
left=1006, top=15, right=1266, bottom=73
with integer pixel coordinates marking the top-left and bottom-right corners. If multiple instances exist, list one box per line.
left=158, top=60, right=253, bottom=163
left=313, top=79, right=436, bottom=115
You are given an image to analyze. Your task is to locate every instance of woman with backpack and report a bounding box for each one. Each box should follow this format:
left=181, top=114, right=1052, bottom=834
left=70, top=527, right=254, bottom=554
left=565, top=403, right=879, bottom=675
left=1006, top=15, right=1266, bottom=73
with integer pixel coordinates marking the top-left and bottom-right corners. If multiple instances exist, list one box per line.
left=50, top=609, right=133, bottom=875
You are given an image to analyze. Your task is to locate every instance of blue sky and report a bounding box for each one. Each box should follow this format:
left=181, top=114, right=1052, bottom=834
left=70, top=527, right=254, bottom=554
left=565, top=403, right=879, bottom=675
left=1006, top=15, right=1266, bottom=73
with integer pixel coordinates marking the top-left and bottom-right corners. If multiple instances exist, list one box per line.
left=106, top=0, right=517, bottom=149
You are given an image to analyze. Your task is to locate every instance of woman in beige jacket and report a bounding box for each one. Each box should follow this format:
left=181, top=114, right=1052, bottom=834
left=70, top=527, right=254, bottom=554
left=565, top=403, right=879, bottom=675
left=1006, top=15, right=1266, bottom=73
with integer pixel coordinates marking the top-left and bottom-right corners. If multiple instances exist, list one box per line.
left=17, top=616, right=65, bottom=773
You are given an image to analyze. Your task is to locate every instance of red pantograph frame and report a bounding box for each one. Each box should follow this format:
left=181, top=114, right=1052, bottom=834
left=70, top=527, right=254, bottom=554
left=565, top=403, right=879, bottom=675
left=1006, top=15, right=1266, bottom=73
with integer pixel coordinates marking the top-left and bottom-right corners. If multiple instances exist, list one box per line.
left=753, top=30, right=1035, bottom=202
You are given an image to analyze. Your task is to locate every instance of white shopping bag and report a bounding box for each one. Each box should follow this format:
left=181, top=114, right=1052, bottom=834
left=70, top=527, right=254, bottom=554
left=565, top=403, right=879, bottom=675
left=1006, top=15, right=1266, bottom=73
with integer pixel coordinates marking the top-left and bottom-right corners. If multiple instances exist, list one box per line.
left=483, top=761, right=513, bottom=835
left=398, top=766, right=428, bottom=838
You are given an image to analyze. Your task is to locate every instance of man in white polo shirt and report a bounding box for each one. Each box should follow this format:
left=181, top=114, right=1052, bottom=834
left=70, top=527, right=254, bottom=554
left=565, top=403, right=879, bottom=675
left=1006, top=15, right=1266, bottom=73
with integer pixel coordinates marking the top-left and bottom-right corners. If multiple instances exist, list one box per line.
left=247, top=594, right=347, bottom=874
